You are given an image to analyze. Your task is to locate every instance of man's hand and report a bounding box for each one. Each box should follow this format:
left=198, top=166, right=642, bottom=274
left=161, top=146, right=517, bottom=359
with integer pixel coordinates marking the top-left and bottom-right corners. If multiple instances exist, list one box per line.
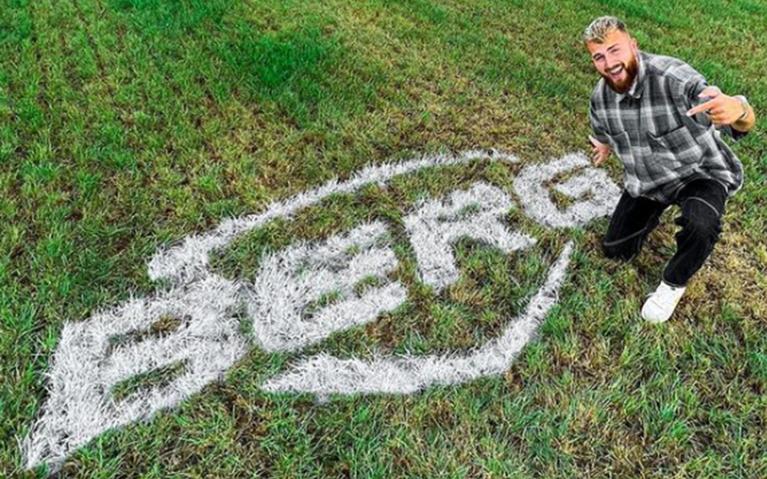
left=588, top=134, right=611, bottom=166
left=686, top=86, right=746, bottom=126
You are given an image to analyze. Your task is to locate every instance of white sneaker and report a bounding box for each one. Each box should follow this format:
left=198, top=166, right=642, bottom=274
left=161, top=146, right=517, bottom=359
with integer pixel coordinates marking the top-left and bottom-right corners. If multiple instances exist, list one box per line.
left=641, top=281, right=686, bottom=323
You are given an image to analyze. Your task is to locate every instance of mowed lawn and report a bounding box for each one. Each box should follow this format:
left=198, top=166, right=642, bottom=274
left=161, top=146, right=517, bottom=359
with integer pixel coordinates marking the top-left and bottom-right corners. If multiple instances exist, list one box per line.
left=2, top=0, right=766, bottom=477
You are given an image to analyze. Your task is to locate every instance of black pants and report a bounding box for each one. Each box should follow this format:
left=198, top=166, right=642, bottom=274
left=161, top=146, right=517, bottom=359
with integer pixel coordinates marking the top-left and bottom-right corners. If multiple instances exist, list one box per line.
left=601, top=178, right=727, bottom=287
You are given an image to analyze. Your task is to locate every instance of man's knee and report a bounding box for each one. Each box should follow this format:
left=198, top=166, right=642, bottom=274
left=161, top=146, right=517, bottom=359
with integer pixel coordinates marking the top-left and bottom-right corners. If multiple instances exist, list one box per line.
left=677, top=214, right=722, bottom=245
left=678, top=195, right=725, bottom=241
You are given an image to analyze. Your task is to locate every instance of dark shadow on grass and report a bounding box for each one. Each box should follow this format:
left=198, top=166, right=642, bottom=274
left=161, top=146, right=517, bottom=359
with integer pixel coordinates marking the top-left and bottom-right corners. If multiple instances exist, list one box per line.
left=217, top=22, right=385, bottom=127
left=108, top=0, right=232, bottom=35
left=110, top=0, right=386, bottom=127
left=594, top=0, right=687, bottom=28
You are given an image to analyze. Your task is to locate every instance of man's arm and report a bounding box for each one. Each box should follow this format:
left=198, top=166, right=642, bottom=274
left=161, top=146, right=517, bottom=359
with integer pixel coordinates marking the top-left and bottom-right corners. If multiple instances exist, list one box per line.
left=589, top=98, right=610, bottom=143
left=588, top=98, right=612, bottom=166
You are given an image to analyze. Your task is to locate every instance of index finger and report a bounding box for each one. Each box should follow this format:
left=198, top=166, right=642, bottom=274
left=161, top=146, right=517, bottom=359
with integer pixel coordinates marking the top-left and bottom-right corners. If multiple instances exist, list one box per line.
left=686, top=98, right=717, bottom=116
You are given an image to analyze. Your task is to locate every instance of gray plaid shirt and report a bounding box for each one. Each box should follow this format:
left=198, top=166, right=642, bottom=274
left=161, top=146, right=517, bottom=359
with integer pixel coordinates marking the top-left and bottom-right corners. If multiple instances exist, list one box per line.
left=589, top=49, right=747, bottom=204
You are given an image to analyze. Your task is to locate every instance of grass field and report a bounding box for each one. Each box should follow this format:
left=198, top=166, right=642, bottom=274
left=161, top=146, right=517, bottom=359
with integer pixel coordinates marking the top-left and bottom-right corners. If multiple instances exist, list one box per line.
left=2, top=0, right=767, bottom=477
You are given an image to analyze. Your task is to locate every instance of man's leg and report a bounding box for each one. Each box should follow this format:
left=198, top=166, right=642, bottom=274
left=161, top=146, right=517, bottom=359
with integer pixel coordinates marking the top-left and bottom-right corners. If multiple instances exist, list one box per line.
left=602, top=190, right=667, bottom=262
left=662, top=178, right=728, bottom=287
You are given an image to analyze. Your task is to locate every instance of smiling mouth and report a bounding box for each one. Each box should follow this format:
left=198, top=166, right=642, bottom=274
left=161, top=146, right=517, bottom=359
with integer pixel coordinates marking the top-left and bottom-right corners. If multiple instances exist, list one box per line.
left=608, top=65, right=624, bottom=78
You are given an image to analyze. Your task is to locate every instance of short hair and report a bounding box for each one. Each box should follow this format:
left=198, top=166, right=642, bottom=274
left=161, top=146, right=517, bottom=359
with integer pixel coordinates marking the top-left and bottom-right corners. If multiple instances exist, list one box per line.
left=582, top=16, right=629, bottom=44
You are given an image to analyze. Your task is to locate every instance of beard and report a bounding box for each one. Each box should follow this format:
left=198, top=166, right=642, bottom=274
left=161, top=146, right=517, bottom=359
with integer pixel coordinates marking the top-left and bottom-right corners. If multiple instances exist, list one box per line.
left=602, top=51, right=639, bottom=94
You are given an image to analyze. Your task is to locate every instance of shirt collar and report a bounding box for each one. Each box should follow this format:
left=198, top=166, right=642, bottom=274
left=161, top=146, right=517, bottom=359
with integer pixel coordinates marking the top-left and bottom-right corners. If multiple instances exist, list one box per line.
left=615, top=50, right=646, bottom=101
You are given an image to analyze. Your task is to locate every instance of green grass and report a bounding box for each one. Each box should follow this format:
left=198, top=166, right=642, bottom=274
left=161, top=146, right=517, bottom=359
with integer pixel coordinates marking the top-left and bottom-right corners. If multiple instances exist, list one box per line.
left=2, top=0, right=766, bottom=477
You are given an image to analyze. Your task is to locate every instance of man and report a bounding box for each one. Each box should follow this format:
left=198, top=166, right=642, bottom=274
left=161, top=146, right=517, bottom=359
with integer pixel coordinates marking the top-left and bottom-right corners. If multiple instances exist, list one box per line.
left=583, top=16, right=756, bottom=323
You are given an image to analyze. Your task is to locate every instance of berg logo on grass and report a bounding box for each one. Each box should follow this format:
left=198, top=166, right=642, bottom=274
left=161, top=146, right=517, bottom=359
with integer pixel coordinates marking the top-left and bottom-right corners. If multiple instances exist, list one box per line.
left=23, top=150, right=620, bottom=472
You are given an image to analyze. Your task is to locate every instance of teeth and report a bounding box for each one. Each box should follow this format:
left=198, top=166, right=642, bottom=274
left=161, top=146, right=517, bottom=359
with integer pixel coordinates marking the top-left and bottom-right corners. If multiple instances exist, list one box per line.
left=609, top=66, right=623, bottom=74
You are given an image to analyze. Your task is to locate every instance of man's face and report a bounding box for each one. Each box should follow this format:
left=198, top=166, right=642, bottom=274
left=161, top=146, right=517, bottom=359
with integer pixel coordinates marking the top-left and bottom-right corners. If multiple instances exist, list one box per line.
left=586, top=29, right=639, bottom=94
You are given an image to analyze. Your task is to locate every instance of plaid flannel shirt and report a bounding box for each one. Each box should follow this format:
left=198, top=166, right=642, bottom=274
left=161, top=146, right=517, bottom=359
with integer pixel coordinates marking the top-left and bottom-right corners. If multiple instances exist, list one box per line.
left=589, top=49, right=748, bottom=204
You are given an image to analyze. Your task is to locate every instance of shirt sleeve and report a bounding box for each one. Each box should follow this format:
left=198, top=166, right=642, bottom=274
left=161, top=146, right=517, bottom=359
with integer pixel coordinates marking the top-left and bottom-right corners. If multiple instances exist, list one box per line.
left=589, top=98, right=610, bottom=144
left=683, top=76, right=749, bottom=142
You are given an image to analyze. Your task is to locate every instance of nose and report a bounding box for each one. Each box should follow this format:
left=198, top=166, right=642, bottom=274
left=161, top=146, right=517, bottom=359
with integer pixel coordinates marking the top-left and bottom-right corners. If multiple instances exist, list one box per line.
left=603, top=52, right=621, bottom=69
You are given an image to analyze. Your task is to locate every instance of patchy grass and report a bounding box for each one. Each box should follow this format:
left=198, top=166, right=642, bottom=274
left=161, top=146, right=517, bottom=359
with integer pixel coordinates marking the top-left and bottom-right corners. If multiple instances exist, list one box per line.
left=1, top=0, right=766, bottom=477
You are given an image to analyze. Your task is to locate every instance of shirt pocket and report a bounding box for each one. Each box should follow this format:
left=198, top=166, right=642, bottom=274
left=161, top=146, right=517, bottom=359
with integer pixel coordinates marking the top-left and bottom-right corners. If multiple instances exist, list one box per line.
left=647, top=125, right=704, bottom=165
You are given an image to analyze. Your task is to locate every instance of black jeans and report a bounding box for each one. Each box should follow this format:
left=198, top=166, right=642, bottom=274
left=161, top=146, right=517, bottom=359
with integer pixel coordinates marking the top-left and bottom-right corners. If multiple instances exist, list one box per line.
left=601, top=178, right=727, bottom=287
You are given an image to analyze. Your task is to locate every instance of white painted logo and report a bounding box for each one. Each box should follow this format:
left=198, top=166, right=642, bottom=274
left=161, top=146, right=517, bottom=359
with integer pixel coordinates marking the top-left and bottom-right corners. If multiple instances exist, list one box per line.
left=22, top=150, right=619, bottom=472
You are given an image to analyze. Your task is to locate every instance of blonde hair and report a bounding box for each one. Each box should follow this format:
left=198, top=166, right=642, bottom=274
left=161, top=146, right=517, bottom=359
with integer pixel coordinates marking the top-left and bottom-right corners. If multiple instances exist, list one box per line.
left=582, top=16, right=629, bottom=44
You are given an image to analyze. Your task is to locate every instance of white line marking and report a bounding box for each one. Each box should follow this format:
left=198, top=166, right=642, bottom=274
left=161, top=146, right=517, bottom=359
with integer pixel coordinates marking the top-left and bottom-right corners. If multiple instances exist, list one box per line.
left=404, top=182, right=535, bottom=292
left=22, top=149, right=619, bottom=473
left=22, top=275, right=247, bottom=471
left=261, top=241, right=573, bottom=395
left=147, top=150, right=520, bottom=284
left=244, top=221, right=407, bottom=352
left=513, top=152, right=620, bottom=228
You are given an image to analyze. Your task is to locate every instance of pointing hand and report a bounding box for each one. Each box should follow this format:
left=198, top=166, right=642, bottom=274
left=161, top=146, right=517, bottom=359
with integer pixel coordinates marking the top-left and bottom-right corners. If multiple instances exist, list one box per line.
left=686, top=86, right=745, bottom=126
